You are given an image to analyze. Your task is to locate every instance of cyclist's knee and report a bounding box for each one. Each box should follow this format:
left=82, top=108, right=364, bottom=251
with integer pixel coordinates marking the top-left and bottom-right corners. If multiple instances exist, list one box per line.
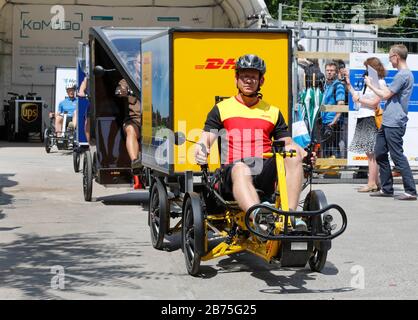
left=231, top=162, right=252, bottom=180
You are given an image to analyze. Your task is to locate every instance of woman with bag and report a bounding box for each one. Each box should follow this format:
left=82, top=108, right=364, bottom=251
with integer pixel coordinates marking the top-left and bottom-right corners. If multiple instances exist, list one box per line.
left=343, top=57, right=386, bottom=192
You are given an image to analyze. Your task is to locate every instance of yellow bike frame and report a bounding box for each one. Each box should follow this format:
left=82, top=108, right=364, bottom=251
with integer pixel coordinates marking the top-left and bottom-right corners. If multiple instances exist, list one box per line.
left=202, top=148, right=296, bottom=263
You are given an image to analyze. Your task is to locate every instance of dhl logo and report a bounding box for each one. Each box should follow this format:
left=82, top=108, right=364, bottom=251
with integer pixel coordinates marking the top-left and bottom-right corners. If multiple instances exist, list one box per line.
left=195, top=58, right=235, bottom=70
left=21, top=103, right=38, bottom=123
left=353, top=156, right=368, bottom=160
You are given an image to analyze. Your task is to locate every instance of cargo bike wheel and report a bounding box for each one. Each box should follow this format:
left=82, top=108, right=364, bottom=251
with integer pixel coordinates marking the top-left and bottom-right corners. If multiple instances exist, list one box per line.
left=73, top=148, right=81, bottom=173
left=44, top=128, right=52, bottom=153
left=83, top=150, right=93, bottom=202
left=303, top=190, right=330, bottom=272
left=148, top=179, right=169, bottom=250
left=182, top=194, right=205, bottom=276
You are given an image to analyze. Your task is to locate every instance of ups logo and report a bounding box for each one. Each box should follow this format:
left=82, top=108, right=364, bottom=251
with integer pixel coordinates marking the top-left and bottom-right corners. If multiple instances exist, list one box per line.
left=21, top=103, right=39, bottom=123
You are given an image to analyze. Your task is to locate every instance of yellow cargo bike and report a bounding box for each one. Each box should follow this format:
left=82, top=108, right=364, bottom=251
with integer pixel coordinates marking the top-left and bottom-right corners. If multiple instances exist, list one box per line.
left=139, top=28, right=347, bottom=276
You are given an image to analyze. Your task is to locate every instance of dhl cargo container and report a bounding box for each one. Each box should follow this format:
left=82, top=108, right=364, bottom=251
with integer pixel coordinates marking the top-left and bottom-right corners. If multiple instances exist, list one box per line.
left=140, top=28, right=292, bottom=175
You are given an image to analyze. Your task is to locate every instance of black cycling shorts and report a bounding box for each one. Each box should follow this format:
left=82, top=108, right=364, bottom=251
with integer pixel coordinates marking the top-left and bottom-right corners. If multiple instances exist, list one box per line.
left=220, top=157, right=277, bottom=199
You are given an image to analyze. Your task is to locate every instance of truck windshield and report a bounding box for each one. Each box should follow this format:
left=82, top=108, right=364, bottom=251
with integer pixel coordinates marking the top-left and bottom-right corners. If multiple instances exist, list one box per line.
left=110, top=38, right=141, bottom=85
left=100, top=28, right=164, bottom=88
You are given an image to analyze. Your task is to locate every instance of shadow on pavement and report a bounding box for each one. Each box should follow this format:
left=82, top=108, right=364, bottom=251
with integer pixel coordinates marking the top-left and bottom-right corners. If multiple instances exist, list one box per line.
left=0, top=141, right=43, bottom=148
left=58, top=151, right=73, bottom=156
left=96, top=191, right=148, bottom=206
left=0, top=174, right=20, bottom=232
left=161, top=232, right=182, bottom=252
left=44, top=150, right=72, bottom=155
left=196, top=252, right=354, bottom=295
left=0, top=174, right=18, bottom=207
left=0, top=232, right=176, bottom=299
left=0, top=227, right=21, bottom=231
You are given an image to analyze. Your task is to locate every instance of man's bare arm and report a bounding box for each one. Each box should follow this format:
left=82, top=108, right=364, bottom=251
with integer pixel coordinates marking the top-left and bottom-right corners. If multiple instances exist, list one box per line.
left=195, top=131, right=218, bottom=164
left=198, top=131, right=218, bottom=149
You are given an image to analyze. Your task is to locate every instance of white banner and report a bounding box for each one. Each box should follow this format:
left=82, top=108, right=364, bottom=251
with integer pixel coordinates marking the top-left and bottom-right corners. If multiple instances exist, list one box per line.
left=12, top=5, right=213, bottom=85
left=54, top=67, right=76, bottom=114
left=348, top=53, right=418, bottom=166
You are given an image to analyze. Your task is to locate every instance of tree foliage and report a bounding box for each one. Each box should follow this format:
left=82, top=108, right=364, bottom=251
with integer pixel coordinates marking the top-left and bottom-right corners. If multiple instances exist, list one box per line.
left=265, top=0, right=418, bottom=39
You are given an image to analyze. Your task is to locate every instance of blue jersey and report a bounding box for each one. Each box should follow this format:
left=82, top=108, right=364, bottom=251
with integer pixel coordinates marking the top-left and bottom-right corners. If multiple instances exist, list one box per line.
left=58, top=97, right=77, bottom=117
left=321, top=79, right=346, bottom=124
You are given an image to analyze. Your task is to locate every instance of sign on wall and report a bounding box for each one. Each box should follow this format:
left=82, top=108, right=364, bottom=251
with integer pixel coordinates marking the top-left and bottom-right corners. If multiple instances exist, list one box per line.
left=12, top=5, right=213, bottom=85
left=54, top=67, right=76, bottom=114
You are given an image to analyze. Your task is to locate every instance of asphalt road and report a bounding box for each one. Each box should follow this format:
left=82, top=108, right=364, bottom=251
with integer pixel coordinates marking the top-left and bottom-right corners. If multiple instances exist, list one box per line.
left=1, top=141, right=418, bottom=300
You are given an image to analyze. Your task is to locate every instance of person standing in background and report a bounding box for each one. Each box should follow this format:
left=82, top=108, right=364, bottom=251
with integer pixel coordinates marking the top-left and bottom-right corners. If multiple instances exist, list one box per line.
left=343, top=58, right=386, bottom=192
left=366, top=44, right=417, bottom=201
left=320, top=61, right=346, bottom=158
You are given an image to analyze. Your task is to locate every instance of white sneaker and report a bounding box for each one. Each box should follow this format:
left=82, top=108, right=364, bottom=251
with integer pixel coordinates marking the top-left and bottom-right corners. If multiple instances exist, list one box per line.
left=252, top=201, right=275, bottom=234
left=294, top=218, right=308, bottom=232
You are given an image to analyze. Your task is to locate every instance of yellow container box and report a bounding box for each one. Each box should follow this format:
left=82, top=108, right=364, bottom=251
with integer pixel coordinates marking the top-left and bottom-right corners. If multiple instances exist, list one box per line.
left=141, top=28, right=291, bottom=175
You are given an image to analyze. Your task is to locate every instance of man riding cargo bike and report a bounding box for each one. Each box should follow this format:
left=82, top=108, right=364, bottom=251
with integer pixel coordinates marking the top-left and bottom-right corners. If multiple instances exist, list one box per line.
left=195, top=54, right=311, bottom=232
left=172, top=54, right=347, bottom=275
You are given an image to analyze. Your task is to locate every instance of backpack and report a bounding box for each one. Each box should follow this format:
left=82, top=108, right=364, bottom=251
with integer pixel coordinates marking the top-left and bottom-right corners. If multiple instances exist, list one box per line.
left=331, top=79, right=348, bottom=105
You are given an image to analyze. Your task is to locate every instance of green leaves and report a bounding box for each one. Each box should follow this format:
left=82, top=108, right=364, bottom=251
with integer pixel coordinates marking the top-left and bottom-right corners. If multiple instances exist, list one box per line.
left=264, top=0, right=418, bottom=39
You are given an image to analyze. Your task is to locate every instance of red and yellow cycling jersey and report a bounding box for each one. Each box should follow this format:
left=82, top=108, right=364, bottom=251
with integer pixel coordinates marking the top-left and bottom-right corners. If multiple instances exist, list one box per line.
left=203, top=96, right=290, bottom=164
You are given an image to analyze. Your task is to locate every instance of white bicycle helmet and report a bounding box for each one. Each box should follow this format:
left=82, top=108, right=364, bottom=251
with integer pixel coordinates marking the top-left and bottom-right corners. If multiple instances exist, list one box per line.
left=65, top=80, right=77, bottom=90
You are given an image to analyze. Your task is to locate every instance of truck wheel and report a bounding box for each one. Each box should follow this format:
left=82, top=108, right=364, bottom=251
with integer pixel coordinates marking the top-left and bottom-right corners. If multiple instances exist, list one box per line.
left=182, top=195, right=204, bottom=276
left=44, top=128, right=51, bottom=153
left=83, top=150, right=93, bottom=201
left=149, top=179, right=169, bottom=250
left=73, top=149, right=81, bottom=173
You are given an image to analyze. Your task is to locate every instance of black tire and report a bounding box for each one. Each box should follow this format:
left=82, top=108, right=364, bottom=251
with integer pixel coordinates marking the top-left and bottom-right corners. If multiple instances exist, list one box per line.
left=149, top=179, right=169, bottom=250
left=182, top=195, right=204, bottom=276
left=44, top=128, right=51, bottom=153
left=309, top=249, right=328, bottom=272
left=304, top=190, right=329, bottom=272
left=73, top=149, right=81, bottom=173
left=92, top=152, right=98, bottom=175
left=83, top=150, right=93, bottom=201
